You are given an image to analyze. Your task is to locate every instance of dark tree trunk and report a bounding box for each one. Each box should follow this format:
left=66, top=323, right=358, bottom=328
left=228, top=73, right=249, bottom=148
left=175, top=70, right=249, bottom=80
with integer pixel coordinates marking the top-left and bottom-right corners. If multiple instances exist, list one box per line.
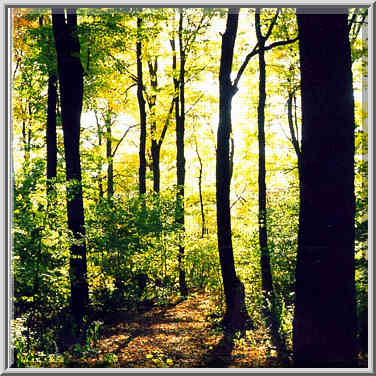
left=21, top=110, right=31, bottom=172
left=195, top=139, right=206, bottom=238
left=257, top=44, right=275, bottom=314
left=137, top=17, right=147, bottom=195
left=151, top=144, right=160, bottom=193
left=148, top=58, right=160, bottom=194
left=40, top=14, right=58, bottom=195
left=94, top=111, right=104, bottom=202
left=176, top=9, right=188, bottom=297
left=287, top=92, right=302, bottom=176
left=293, top=10, right=357, bottom=367
left=46, top=73, right=57, bottom=193
left=217, top=8, right=250, bottom=332
left=52, top=8, right=89, bottom=330
left=106, top=119, right=114, bottom=201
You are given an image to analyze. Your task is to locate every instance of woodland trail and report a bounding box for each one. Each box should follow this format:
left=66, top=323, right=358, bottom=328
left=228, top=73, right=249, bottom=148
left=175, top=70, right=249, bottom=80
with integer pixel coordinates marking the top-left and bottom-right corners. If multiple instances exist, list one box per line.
left=70, top=291, right=286, bottom=368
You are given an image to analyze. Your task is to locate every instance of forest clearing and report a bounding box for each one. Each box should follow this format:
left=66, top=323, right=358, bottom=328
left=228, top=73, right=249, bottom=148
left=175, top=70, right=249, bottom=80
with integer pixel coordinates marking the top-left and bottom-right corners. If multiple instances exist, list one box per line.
left=9, top=6, right=369, bottom=369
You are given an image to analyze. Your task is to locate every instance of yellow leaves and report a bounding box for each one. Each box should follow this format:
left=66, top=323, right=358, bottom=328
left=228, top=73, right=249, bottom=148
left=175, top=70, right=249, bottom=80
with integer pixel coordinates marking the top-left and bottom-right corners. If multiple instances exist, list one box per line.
left=146, top=354, right=153, bottom=359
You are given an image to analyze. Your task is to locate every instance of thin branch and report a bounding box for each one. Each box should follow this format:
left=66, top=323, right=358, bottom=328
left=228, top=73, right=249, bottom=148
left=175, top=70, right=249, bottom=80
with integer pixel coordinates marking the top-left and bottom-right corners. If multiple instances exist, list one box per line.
left=348, top=8, right=359, bottom=31
left=264, top=9, right=280, bottom=42
left=263, top=37, right=299, bottom=52
left=230, top=185, right=247, bottom=209
left=293, top=94, right=300, bottom=146
left=111, top=123, right=139, bottom=157
left=287, top=93, right=301, bottom=158
left=108, top=52, right=137, bottom=82
left=233, top=37, right=298, bottom=89
left=184, top=92, right=205, bottom=116
left=233, top=43, right=259, bottom=89
left=158, top=99, right=175, bottom=148
left=351, top=10, right=367, bottom=45
left=12, top=57, right=21, bottom=82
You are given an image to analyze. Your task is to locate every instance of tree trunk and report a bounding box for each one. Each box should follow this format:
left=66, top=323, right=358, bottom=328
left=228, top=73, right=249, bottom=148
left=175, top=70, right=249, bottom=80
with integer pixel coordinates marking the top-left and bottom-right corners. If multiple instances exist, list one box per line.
left=176, top=9, right=188, bottom=297
left=287, top=92, right=302, bottom=177
left=94, top=111, right=104, bottom=202
left=21, top=102, right=32, bottom=172
left=52, top=8, right=89, bottom=331
left=106, top=119, right=114, bottom=201
left=293, top=10, right=357, bottom=367
left=137, top=17, right=147, bottom=195
left=195, top=139, right=206, bottom=238
left=150, top=142, right=160, bottom=194
left=253, top=10, right=292, bottom=360
left=148, top=58, right=160, bottom=194
left=217, top=8, right=250, bottom=332
left=46, top=73, right=57, bottom=193
left=41, top=13, right=58, bottom=195
left=257, top=43, right=275, bottom=314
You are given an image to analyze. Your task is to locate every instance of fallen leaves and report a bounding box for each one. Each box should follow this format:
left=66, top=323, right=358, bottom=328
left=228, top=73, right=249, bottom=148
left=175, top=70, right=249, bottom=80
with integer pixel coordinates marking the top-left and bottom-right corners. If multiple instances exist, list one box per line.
left=65, top=291, right=289, bottom=368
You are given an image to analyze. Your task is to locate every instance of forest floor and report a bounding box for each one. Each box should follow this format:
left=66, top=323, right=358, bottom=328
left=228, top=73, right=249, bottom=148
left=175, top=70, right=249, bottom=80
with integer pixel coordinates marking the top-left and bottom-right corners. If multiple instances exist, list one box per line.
left=64, top=290, right=287, bottom=368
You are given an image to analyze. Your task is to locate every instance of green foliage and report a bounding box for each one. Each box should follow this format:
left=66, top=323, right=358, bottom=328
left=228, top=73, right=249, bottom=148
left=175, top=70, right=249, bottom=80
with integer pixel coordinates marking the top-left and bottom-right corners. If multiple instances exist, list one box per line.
left=86, top=191, right=182, bottom=311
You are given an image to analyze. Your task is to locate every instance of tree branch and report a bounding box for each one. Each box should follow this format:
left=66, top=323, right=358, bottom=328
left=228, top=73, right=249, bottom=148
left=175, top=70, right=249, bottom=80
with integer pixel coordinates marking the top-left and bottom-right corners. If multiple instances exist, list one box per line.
left=111, top=123, right=139, bottom=158
left=264, top=9, right=280, bottom=42
left=264, top=37, right=299, bottom=52
left=233, top=43, right=259, bottom=89
left=158, top=99, right=175, bottom=148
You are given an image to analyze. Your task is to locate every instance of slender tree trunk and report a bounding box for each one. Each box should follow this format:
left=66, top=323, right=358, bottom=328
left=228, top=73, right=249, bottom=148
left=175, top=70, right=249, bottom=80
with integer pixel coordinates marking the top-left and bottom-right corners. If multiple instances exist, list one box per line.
left=94, top=111, right=104, bottom=202
left=257, top=45, right=275, bottom=307
left=176, top=9, right=188, bottom=297
left=148, top=59, right=160, bottom=194
left=46, top=73, right=57, bottom=193
left=21, top=116, right=31, bottom=172
left=52, top=8, right=89, bottom=331
left=195, top=139, right=206, bottom=238
left=40, top=14, right=58, bottom=195
left=252, top=10, right=298, bottom=360
left=137, top=17, right=147, bottom=195
left=151, top=143, right=160, bottom=193
left=293, top=10, right=357, bottom=367
left=217, top=8, right=250, bottom=332
left=287, top=92, right=302, bottom=176
left=106, top=118, right=114, bottom=201
left=256, top=35, right=287, bottom=362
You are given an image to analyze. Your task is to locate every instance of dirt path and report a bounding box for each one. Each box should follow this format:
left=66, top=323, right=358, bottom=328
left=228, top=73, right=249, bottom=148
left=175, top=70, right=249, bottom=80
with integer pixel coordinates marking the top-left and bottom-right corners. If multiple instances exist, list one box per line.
left=76, top=291, right=286, bottom=368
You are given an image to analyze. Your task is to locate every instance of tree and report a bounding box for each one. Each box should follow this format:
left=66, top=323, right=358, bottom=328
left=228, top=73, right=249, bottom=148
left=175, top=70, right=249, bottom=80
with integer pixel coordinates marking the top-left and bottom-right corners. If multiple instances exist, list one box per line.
left=46, top=73, right=57, bottom=192
left=39, top=15, right=58, bottom=195
left=216, top=8, right=250, bottom=332
left=52, top=8, right=89, bottom=332
left=253, top=9, right=297, bottom=357
left=136, top=16, right=147, bottom=195
left=293, top=9, right=357, bottom=367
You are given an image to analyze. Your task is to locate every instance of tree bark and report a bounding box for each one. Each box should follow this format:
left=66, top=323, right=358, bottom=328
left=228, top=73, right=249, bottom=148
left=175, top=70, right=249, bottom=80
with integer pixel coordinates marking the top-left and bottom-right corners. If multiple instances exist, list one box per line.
left=46, top=73, right=57, bottom=193
left=195, top=138, right=206, bottom=238
left=176, top=9, right=188, bottom=297
left=147, top=58, right=160, bottom=194
left=287, top=91, right=302, bottom=176
left=136, top=17, right=147, bottom=195
left=40, top=14, right=58, bottom=195
left=52, top=8, right=89, bottom=330
left=94, top=111, right=104, bottom=202
left=106, top=117, right=114, bottom=201
left=217, top=8, right=250, bottom=332
left=256, top=44, right=275, bottom=312
left=293, top=10, right=357, bottom=367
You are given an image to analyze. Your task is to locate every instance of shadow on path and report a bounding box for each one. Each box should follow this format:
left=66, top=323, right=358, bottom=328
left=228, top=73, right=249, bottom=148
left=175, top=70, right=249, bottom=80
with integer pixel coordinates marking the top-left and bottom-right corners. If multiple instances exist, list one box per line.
left=201, top=333, right=234, bottom=368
